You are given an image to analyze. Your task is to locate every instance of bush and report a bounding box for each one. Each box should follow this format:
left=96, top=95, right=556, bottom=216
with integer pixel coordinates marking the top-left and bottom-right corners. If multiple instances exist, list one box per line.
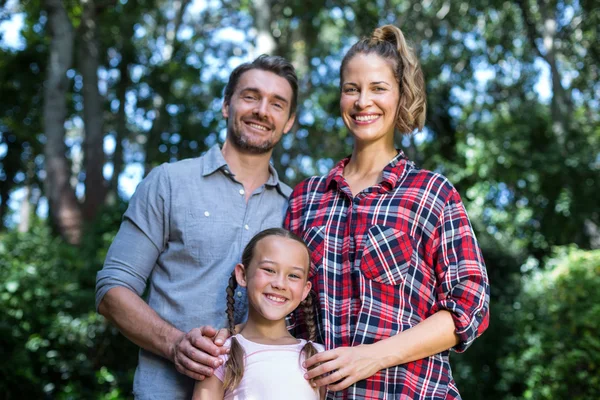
left=0, top=221, right=137, bottom=399
left=500, top=247, right=600, bottom=399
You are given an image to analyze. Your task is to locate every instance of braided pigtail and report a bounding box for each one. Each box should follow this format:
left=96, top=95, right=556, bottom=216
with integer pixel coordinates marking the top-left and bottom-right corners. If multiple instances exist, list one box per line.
left=223, top=270, right=245, bottom=391
left=340, top=24, right=427, bottom=134
left=299, top=290, right=320, bottom=385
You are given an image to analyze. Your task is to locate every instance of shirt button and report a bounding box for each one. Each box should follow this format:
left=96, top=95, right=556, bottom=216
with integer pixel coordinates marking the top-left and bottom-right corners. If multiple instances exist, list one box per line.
left=239, top=189, right=245, bottom=195
left=236, top=291, right=242, bottom=297
left=204, top=211, right=210, bottom=217
left=244, top=224, right=249, bottom=230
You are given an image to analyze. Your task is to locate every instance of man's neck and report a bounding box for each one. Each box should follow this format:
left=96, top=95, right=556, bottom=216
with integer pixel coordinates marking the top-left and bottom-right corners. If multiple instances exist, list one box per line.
left=221, top=140, right=273, bottom=199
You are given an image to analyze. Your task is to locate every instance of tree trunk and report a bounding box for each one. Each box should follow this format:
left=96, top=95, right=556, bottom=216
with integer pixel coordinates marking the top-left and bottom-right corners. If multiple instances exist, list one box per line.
left=250, top=0, right=276, bottom=56
left=80, top=0, right=107, bottom=221
left=43, top=0, right=82, bottom=244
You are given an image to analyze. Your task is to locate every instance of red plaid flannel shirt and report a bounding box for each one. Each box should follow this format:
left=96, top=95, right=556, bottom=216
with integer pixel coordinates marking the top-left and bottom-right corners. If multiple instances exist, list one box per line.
left=284, top=151, right=490, bottom=399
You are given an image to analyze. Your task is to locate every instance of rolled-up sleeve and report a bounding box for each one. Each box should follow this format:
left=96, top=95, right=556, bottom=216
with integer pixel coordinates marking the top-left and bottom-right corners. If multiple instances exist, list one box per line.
left=431, top=190, right=490, bottom=353
left=95, top=165, right=170, bottom=310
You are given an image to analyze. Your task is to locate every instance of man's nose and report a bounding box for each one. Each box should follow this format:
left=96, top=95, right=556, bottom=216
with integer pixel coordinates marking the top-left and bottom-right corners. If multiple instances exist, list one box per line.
left=253, top=99, right=269, bottom=119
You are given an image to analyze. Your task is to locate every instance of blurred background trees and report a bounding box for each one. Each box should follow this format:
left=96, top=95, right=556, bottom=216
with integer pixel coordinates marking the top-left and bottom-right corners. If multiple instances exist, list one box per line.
left=0, top=0, right=598, bottom=398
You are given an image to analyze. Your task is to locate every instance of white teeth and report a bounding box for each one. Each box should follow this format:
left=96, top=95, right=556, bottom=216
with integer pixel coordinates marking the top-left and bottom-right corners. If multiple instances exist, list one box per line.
left=248, top=123, right=268, bottom=131
left=355, top=115, right=379, bottom=121
left=265, top=294, right=286, bottom=303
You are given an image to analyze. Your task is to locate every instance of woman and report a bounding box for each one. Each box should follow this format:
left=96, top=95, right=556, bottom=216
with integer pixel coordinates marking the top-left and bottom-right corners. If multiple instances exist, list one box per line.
left=285, top=25, right=490, bottom=399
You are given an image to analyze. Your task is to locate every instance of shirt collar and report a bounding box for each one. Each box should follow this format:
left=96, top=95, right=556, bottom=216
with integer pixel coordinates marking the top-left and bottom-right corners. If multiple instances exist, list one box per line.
left=201, top=144, right=284, bottom=189
left=325, top=150, right=411, bottom=192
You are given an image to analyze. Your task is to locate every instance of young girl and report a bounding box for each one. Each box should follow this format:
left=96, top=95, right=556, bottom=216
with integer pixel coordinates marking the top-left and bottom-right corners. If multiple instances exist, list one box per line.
left=192, top=228, right=325, bottom=400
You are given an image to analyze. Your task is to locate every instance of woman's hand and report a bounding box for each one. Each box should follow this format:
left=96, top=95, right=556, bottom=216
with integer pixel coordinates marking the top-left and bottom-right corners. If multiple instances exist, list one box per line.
left=303, top=345, right=382, bottom=391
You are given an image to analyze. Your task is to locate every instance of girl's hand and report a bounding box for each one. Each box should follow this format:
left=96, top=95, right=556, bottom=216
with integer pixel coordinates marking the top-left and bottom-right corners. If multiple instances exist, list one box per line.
left=303, top=345, right=382, bottom=391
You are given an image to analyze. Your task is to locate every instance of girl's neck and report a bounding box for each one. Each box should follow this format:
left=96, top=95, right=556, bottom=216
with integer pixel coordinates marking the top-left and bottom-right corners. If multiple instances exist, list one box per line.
left=240, top=310, right=296, bottom=345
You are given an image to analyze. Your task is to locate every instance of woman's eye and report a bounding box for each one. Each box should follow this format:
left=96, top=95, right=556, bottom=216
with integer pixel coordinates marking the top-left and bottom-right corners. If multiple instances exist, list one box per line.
left=374, top=87, right=387, bottom=92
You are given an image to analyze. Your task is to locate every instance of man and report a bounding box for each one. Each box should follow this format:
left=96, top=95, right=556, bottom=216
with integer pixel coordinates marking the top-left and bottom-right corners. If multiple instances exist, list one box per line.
left=95, top=55, right=298, bottom=399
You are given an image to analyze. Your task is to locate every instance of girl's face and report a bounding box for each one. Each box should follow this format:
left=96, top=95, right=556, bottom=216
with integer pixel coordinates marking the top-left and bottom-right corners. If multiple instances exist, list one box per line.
left=340, top=53, right=400, bottom=146
left=235, top=235, right=311, bottom=323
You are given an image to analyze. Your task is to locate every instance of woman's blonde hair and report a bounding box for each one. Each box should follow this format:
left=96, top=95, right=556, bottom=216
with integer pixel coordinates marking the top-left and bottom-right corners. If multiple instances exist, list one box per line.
left=341, top=24, right=427, bottom=134
left=222, top=228, right=320, bottom=391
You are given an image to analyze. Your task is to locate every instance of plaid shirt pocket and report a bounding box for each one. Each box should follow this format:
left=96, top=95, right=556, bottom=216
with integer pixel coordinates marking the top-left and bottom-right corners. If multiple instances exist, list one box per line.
left=359, top=225, right=416, bottom=285
left=301, top=225, right=326, bottom=279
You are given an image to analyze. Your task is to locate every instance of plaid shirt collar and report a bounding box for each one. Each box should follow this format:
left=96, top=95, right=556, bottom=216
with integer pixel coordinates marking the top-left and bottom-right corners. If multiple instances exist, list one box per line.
left=325, top=149, right=412, bottom=194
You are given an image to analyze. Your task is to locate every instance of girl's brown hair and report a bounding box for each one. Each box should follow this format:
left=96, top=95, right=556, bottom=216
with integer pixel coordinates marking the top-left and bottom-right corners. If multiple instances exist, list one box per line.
left=341, top=24, right=427, bottom=134
left=222, top=228, right=320, bottom=392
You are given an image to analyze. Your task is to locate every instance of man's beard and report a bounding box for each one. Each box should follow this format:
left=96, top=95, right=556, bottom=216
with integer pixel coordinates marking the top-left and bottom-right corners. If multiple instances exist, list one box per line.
left=228, top=126, right=276, bottom=155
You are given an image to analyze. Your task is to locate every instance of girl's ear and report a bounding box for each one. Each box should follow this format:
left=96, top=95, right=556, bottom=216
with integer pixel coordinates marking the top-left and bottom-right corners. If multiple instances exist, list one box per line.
left=234, top=263, right=248, bottom=287
left=301, top=280, right=312, bottom=301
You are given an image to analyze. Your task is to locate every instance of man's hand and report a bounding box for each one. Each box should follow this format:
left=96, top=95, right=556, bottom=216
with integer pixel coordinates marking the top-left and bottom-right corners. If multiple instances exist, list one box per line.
left=303, top=345, right=382, bottom=391
left=171, top=326, right=230, bottom=381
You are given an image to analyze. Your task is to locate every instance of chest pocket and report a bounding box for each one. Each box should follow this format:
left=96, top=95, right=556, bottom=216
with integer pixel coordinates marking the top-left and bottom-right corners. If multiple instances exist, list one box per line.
left=359, top=225, right=417, bottom=286
left=301, top=226, right=325, bottom=279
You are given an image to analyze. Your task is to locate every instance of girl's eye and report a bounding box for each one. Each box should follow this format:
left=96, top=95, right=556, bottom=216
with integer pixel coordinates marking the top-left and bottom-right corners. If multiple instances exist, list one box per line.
left=262, top=268, right=275, bottom=274
left=289, top=274, right=301, bottom=279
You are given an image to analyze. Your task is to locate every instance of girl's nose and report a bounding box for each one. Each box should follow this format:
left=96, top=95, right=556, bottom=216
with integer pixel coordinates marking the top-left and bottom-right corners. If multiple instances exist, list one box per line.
left=271, top=274, right=287, bottom=289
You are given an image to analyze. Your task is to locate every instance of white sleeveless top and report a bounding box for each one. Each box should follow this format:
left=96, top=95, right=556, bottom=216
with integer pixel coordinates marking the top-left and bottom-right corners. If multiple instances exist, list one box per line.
left=214, top=334, right=325, bottom=400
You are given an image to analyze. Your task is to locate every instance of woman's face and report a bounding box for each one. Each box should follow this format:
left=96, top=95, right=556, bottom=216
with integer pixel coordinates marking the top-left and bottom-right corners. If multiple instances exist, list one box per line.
left=340, top=53, right=400, bottom=146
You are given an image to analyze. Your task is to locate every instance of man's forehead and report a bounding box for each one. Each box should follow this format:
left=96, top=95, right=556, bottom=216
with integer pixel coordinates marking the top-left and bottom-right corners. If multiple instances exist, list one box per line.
left=235, top=69, right=293, bottom=98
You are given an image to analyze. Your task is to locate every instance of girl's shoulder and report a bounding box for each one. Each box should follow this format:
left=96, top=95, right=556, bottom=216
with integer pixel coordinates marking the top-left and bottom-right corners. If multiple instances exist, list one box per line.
left=299, top=339, right=326, bottom=353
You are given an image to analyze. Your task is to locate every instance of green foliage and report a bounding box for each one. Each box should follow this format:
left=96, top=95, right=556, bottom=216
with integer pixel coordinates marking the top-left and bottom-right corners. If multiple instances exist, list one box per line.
left=500, top=247, right=600, bottom=399
left=0, top=220, right=137, bottom=399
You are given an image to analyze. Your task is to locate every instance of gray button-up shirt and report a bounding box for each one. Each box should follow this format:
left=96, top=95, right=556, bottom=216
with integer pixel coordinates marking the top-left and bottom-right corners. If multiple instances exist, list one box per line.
left=95, top=145, right=291, bottom=399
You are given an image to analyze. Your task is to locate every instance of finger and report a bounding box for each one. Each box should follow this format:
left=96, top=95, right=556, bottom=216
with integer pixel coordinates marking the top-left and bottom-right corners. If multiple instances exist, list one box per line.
left=199, top=325, right=218, bottom=337
left=311, top=368, right=346, bottom=387
left=175, top=353, right=216, bottom=377
left=213, top=328, right=230, bottom=346
left=304, top=359, right=341, bottom=381
left=328, top=375, right=356, bottom=392
left=303, top=349, right=337, bottom=369
left=189, top=334, right=222, bottom=357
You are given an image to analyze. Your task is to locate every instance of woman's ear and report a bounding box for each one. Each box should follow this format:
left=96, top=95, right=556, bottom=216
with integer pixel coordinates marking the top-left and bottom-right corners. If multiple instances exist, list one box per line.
left=234, top=263, right=247, bottom=287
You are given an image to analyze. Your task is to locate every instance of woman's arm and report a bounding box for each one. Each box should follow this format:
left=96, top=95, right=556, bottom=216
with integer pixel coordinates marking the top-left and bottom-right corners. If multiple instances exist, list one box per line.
left=303, top=310, right=458, bottom=391
left=192, top=375, right=225, bottom=400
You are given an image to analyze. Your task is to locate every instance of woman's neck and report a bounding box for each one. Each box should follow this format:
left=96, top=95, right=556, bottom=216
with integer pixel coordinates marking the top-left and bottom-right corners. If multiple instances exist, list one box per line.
left=343, top=141, right=397, bottom=196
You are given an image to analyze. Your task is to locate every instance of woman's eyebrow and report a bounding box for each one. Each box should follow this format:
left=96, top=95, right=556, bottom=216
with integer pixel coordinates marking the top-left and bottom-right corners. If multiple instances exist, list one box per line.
left=371, top=81, right=392, bottom=87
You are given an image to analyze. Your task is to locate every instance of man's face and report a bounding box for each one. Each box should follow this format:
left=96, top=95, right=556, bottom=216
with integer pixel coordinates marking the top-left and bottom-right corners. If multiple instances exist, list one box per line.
left=222, top=69, right=296, bottom=154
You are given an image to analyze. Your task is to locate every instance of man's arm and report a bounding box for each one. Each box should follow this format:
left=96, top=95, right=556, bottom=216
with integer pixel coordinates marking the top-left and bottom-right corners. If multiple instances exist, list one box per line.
left=98, top=286, right=228, bottom=380
left=95, top=165, right=228, bottom=380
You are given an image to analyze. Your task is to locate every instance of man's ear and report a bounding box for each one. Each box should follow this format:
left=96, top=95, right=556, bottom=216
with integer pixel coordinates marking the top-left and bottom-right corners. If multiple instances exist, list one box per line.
left=283, top=113, right=296, bottom=134
left=222, top=101, right=230, bottom=119
left=234, top=263, right=247, bottom=287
